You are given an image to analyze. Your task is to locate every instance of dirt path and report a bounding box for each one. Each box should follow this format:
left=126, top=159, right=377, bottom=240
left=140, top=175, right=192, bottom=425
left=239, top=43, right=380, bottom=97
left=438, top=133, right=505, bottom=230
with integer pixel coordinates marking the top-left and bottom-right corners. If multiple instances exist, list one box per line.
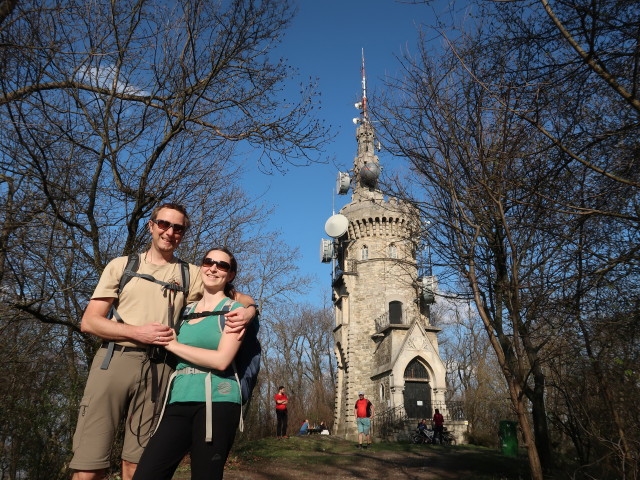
left=217, top=437, right=529, bottom=480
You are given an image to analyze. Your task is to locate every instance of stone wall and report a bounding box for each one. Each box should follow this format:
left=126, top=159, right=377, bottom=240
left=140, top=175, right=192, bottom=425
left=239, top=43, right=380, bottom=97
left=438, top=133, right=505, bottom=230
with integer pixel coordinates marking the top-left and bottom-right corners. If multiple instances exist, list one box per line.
left=333, top=193, right=439, bottom=441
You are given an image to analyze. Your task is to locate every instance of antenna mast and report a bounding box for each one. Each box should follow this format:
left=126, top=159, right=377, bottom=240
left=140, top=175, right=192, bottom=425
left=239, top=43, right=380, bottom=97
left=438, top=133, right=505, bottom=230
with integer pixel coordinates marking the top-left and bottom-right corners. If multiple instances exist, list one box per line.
left=361, top=48, right=368, bottom=121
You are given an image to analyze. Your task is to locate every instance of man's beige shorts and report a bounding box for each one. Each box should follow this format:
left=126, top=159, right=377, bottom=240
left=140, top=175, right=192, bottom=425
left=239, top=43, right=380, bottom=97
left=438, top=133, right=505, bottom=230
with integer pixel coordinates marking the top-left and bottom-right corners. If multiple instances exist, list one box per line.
left=69, top=346, right=172, bottom=471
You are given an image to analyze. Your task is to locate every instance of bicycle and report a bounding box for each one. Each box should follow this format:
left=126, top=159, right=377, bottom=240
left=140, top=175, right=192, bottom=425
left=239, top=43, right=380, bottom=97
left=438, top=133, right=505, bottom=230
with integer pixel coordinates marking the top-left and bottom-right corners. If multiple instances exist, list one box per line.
left=411, top=427, right=434, bottom=444
left=441, top=428, right=457, bottom=446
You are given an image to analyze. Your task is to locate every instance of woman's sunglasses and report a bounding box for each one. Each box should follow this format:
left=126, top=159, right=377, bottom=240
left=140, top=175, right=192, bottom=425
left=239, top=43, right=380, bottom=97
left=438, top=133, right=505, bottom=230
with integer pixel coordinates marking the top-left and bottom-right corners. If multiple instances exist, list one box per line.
left=151, top=218, right=186, bottom=234
left=201, top=257, right=232, bottom=272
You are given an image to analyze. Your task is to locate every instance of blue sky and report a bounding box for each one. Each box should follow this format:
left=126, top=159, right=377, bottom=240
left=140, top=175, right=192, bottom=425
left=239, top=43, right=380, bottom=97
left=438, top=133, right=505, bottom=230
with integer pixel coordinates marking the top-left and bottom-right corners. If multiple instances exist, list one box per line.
left=244, top=1, right=444, bottom=305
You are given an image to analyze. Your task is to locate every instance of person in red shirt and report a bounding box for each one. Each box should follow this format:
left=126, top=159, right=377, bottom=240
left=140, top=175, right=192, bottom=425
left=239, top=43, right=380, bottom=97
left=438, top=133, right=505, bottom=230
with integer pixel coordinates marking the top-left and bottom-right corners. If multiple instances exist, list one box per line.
left=432, top=408, right=444, bottom=445
left=274, top=386, right=288, bottom=438
left=354, top=392, right=374, bottom=448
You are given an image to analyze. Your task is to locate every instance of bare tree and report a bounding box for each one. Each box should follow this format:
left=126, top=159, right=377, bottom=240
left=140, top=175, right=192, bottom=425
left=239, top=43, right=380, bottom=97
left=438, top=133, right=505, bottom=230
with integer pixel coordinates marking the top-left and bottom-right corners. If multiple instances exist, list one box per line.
left=376, top=1, right=640, bottom=477
left=434, top=295, right=512, bottom=446
left=0, top=0, right=329, bottom=475
left=254, top=302, right=335, bottom=437
left=0, top=0, right=329, bottom=328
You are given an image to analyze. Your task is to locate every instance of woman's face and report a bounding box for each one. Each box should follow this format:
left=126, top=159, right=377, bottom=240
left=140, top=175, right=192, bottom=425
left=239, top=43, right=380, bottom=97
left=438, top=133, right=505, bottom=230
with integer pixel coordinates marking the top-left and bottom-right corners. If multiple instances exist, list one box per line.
left=201, top=250, right=235, bottom=288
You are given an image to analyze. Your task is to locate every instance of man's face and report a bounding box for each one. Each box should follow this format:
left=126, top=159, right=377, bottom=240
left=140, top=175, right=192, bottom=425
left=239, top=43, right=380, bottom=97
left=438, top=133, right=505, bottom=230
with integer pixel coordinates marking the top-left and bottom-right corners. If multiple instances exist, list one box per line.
left=279, top=388, right=285, bottom=395
left=149, top=208, right=186, bottom=254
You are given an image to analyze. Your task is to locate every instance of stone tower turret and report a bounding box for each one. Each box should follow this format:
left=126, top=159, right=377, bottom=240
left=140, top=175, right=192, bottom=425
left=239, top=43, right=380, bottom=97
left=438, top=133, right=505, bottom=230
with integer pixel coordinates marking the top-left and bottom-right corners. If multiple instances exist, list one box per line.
left=328, top=54, right=447, bottom=441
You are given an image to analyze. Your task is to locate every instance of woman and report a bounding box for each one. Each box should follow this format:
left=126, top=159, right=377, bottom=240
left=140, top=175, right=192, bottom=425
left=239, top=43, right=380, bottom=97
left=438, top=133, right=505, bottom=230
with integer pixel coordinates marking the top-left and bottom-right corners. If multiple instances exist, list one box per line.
left=134, top=247, right=247, bottom=480
left=297, top=419, right=309, bottom=436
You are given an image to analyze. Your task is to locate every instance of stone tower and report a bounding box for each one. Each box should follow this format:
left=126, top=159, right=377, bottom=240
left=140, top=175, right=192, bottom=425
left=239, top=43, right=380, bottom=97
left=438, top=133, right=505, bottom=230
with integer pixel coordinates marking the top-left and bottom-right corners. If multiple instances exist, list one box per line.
left=326, top=55, right=448, bottom=441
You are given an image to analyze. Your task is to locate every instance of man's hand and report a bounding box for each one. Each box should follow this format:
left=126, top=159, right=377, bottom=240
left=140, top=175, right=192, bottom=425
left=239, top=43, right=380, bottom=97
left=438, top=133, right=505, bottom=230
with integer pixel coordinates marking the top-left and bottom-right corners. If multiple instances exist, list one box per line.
left=224, top=306, right=256, bottom=338
left=82, top=298, right=171, bottom=345
left=135, top=322, right=173, bottom=345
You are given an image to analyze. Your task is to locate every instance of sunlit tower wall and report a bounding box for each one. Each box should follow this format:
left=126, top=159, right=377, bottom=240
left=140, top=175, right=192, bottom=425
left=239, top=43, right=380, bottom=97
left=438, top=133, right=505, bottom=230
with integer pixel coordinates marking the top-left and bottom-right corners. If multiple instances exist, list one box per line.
left=324, top=54, right=446, bottom=441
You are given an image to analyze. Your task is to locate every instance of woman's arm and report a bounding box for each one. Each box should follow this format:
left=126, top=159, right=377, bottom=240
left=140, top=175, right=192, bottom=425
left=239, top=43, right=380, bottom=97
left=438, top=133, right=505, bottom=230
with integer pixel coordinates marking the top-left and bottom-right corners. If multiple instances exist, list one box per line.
left=165, top=325, right=242, bottom=371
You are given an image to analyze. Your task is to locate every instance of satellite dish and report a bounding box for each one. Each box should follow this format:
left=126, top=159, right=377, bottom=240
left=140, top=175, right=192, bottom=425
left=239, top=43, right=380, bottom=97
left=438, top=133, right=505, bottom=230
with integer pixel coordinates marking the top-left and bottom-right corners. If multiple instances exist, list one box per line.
left=360, top=162, right=380, bottom=187
left=324, top=214, right=349, bottom=238
left=320, top=238, right=333, bottom=263
left=336, top=171, right=351, bottom=195
left=352, top=118, right=361, bottom=125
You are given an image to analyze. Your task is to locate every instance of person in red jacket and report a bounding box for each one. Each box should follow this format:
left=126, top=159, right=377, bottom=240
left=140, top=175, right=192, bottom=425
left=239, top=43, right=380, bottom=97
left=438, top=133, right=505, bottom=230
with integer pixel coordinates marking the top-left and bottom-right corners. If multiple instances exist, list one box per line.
left=274, top=386, right=288, bottom=438
left=354, top=392, right=374, bottom=448
left=432, top=408, right=445, bottom=445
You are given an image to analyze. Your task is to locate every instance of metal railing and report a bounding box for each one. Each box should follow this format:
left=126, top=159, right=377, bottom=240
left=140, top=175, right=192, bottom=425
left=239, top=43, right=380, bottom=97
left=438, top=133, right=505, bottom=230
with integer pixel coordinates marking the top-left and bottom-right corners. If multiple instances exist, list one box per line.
left=375, top=404, right=407, bottom=438
left=376, top=401, right=466, bottom=439
left=374, top=311, right=390, bottom=332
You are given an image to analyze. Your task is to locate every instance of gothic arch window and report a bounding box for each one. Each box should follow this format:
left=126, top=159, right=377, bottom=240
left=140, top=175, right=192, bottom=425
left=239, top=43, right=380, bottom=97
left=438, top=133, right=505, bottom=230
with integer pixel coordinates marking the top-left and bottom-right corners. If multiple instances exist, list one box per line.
left=389, top=243, right=397, bottom=259
left=361, top=244, right=369, bottom=260
left=389, top=301, right=402, bottom=324
left=404, top=358, right=430, bottom=382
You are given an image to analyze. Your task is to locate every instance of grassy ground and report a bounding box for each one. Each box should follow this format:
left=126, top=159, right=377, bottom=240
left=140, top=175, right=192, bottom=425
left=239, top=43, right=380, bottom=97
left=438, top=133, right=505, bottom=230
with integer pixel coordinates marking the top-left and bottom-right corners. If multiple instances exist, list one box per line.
left=173, top=435, right=532, bottom=479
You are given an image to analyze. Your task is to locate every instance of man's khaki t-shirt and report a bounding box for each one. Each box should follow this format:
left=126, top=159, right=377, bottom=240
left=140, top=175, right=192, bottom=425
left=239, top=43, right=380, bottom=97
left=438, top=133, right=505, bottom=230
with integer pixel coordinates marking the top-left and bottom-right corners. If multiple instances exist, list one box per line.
left=92, top=254, right=203, bottom=347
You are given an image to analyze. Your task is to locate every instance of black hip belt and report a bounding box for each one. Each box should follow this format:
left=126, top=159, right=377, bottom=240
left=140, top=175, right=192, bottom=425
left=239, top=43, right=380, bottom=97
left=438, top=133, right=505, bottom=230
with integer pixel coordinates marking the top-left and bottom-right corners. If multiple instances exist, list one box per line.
left=101, top=341, right=147, bottom=353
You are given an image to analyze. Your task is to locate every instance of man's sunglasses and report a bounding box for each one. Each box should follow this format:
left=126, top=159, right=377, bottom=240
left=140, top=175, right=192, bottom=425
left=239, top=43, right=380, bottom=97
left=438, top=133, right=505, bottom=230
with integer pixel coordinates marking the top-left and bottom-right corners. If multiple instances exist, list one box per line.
left=201, top=257, right=232, bottom=272
left=151, top=219, right=186, bottom=234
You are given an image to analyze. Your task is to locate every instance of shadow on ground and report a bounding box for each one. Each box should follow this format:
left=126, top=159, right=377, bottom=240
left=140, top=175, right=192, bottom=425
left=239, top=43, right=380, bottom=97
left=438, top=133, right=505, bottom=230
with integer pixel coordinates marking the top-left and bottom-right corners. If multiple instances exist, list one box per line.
left=174, top=435, right=530, bottom=480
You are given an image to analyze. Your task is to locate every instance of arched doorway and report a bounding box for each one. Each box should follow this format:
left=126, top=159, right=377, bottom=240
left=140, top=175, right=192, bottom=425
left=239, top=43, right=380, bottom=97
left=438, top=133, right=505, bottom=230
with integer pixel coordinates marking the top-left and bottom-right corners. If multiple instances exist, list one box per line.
left=403, top=358, right=432, bottom=419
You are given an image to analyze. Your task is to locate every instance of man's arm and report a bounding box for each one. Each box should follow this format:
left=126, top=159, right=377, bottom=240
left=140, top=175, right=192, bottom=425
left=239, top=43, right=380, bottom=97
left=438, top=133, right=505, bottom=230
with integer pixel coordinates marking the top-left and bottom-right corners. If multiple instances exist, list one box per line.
left=225, top=292, right=257, bottom=334
left=81, top=297, right=172, bottom=345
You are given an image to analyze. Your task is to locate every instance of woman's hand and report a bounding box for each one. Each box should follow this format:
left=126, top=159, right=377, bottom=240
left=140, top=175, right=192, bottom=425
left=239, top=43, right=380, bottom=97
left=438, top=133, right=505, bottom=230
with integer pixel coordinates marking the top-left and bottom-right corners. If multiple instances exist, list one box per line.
left=164, top=329, right=179, bottom=352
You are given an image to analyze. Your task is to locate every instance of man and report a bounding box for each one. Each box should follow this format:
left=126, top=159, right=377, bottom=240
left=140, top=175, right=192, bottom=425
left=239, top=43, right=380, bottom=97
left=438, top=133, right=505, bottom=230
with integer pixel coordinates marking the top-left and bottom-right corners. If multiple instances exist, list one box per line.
left=354, top=391, right=374, bottom=449
left=274, top=385, right=289, bottom=438
left=432, top=408, right=445, bottom=445
left=70, top=203, right=256, bottom=480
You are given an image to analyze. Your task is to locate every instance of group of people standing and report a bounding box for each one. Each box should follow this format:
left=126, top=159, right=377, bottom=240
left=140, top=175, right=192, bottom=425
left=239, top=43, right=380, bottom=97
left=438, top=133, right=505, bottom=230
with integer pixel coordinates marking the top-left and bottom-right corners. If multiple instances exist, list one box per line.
left=69, top=203, right=258, bottom=480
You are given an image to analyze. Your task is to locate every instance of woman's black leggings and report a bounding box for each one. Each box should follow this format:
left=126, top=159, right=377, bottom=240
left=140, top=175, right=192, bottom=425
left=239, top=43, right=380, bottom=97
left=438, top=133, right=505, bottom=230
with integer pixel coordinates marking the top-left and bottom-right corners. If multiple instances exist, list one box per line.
left=133, top=401, right=240, bottom=480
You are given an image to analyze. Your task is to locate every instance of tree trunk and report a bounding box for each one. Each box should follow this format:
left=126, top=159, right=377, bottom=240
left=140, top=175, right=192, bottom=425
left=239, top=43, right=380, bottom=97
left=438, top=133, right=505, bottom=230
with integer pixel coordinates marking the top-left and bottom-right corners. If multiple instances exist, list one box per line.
left=529, top=372, right=553, bottom=472
left=510, top=379, right=544, bottom=480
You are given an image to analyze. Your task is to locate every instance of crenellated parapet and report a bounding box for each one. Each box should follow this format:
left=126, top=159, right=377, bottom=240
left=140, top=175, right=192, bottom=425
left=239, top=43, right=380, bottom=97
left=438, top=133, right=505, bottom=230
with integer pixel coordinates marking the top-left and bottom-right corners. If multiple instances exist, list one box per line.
left=341, top=196, right=421, bottom=244
left=347, top=216, right=407, bottom=240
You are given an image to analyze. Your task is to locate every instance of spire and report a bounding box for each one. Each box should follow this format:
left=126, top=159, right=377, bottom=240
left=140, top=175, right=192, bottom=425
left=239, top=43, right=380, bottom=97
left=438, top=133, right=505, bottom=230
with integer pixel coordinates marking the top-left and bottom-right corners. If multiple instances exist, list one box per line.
left=352, top=49, right=381, bottom=200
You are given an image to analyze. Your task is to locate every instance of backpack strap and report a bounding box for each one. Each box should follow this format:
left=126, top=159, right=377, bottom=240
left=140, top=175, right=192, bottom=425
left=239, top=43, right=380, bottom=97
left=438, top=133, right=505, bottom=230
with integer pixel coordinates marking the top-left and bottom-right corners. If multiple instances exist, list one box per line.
left=179, top=260, right=190, bottom=302
left=175, top=302, right=197, bottom=336
left=181, top=309, right=230, bottom=321
left=100, top=254, right=141, bottom=370
left=119, top=253, right=141, bottom=292
left=216, top=299, right=247, bottom=432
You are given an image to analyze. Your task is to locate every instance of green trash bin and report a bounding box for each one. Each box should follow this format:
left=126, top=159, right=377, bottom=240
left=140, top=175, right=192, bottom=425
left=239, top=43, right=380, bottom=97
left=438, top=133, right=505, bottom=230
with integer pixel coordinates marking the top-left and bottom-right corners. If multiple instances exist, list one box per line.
left=499, top=420, right=518, bottom=457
